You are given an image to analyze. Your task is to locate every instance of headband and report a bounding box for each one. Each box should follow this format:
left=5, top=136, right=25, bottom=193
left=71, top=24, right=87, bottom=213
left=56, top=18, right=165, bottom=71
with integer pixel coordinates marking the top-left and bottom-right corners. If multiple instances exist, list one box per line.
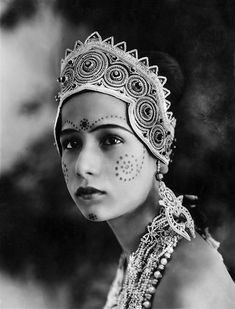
left=54, top=32, right=176, bottom=164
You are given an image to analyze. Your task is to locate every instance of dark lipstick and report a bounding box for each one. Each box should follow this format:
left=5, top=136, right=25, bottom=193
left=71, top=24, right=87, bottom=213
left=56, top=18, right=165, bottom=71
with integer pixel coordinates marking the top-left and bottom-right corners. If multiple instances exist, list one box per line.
left=75, top=186, right=105, bottom=198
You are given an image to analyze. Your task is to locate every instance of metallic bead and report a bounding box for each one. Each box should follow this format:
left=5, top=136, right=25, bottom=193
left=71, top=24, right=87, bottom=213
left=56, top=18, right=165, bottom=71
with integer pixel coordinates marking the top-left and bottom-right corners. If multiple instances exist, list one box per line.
left=154, top=271, right=162, bottom=279
left=160, top=258, right=168, bottom=265
left=83, top=60, right=94, bottom=72
left=143, top=301, right=151, bottom=308
left=54, top=95, right=59, bottom=102
left=57, top=76, right=66, bottom=83
left=168, top=247, right=174, bottom=254
left=148, top=286, right=156, bottom=294
left=145, top=293, right=152, bottom=300
left=158, top=264, right=165, bottom=270
left=164, top=252, right=171, bottom=259
left=151, top=279, right=158, bottom=285
left=111, top=70, right=122, bottom=81
left=133, top=81, right=143, bottom=92
left=85, top=60, right=92, bottom=67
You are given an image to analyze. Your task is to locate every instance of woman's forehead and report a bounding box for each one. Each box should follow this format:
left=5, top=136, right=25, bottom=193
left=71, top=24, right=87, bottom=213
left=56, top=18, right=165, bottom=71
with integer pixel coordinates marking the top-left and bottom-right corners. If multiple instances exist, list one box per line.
left=61, top=92, right=127, bottom=124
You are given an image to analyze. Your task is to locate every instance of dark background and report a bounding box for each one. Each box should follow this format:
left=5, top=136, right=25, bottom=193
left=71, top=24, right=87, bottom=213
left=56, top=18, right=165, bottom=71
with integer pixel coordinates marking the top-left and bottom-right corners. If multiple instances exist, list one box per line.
left=0, top=0, right=235, bottom=307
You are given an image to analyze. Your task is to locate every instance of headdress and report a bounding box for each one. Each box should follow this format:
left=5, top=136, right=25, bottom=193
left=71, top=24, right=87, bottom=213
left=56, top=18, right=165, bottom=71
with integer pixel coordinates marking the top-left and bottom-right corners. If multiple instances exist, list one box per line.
left=54, top=32, right=176, bottom=164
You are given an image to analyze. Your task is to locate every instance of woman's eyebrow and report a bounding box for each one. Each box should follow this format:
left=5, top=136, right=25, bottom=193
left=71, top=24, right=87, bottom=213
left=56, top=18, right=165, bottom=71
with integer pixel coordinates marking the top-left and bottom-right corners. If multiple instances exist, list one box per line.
left=90, top=124, right=134, bottom=135
left=59, top=128, right=77, bottom=138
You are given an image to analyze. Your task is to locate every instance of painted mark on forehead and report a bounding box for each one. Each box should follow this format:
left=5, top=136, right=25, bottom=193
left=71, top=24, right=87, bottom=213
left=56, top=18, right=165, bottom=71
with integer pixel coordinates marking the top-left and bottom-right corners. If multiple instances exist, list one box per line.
left=64, top=115, right=127, bottom=132
left=80, top=118, right=90, bottom=130
left=115, top=147, right=146, bottom=182
left=62, top=161, right=69, bottom=184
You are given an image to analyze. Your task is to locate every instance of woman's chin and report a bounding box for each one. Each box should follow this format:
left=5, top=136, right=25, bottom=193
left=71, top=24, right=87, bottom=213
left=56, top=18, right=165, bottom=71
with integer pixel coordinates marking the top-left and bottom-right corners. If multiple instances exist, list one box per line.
left=84, top=211, right=120, bottom=222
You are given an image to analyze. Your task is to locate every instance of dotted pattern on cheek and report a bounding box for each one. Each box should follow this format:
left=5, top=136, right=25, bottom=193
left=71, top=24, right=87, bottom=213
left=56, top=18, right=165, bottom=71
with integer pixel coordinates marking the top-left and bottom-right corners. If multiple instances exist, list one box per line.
left=64, top=115, right=126, bottom=132
left=88, top=213, right=98, bottom=221
left=62, top=161, right=69, bottom=184
left=115, top=148, right=146, bottom=182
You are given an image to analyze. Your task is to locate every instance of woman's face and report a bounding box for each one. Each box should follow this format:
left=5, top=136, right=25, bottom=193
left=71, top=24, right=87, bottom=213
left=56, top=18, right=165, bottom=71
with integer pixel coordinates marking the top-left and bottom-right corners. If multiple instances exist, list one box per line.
left=59, top=92, right=156, bottom=221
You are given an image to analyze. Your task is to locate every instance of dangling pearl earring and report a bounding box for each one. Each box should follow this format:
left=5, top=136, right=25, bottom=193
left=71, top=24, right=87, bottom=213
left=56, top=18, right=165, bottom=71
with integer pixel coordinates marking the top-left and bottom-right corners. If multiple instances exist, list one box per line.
left=155, top=160, right=163, bottom=181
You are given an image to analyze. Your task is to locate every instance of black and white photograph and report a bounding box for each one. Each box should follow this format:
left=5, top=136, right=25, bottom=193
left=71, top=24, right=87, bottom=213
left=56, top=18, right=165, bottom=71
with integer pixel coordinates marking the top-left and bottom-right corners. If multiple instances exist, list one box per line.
left=0, top=0, right=235, bottom=308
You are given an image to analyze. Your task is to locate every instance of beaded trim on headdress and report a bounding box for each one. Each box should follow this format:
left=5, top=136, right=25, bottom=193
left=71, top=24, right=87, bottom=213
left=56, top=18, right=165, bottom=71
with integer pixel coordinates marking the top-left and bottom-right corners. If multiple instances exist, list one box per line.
left=54, top=32, right=176, bottom=164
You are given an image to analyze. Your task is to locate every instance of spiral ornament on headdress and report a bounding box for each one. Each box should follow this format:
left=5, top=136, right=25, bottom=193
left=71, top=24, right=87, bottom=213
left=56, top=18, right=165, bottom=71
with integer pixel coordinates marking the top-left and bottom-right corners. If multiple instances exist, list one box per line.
left=54, top=32, right=176, bottom=164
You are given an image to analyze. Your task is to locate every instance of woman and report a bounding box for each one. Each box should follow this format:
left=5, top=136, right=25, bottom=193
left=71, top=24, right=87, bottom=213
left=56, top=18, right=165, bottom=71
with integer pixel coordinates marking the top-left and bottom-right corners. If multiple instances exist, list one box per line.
left=54, top=32, right=235, bottom=308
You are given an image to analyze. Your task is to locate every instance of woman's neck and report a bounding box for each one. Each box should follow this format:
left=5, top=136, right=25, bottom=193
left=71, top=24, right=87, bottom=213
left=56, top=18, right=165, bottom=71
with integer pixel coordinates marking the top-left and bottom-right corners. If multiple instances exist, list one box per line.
left=107, top=181, right=160, bottom=257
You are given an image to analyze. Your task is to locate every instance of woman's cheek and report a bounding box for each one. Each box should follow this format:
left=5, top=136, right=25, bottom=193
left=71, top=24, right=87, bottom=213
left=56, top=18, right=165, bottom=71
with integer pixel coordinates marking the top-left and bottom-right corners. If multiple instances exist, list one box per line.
left=113, top=148, right=146, bottom=183
left=62, top=160, right=69, bottom=184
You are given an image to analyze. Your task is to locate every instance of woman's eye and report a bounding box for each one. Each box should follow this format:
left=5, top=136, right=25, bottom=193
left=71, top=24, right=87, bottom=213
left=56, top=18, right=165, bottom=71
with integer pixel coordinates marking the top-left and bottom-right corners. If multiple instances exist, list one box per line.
left=62, top=138, right=80, bottom=150
left=102, top=136, right=123, bottom=146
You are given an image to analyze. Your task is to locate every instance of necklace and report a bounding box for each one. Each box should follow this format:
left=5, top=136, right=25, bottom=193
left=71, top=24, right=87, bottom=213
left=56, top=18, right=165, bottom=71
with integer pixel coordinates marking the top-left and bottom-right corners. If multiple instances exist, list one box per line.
left=104, top=181, right=195, bottom=309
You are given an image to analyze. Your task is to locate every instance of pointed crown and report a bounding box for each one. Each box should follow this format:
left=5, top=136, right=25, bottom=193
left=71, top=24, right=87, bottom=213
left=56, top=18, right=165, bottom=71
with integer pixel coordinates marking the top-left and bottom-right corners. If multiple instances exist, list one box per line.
left=54, top=32, right=176, bottom=164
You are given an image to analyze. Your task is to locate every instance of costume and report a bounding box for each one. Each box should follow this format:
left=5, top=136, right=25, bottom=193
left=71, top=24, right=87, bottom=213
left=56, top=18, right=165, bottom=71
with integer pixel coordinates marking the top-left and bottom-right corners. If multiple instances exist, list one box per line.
left=55, top=32, right=197, bottom=308
left=54, top=31, right=175, bottom=165
left=103, top=180, right=195, bottom=309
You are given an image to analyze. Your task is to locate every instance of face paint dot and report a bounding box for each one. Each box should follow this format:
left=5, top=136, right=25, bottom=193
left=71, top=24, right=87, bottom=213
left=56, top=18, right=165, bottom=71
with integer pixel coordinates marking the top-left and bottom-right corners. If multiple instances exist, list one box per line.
left=88, top=213, right=98, bottom=221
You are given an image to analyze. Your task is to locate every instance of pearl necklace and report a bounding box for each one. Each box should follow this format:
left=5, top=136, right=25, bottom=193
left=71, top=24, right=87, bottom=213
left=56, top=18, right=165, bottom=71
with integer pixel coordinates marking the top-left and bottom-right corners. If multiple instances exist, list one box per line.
left=103, top=181, right=195, bottom=309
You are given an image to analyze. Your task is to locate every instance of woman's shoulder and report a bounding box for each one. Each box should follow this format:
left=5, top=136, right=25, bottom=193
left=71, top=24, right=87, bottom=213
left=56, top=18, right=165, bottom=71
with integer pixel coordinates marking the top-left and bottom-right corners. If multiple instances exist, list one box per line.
left=152, top=233, right=235, bottom=308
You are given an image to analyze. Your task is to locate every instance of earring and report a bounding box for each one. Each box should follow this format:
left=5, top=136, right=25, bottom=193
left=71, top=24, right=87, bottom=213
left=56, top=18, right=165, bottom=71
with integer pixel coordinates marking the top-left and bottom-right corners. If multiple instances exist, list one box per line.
left=155, top=161, right=163, bottom=181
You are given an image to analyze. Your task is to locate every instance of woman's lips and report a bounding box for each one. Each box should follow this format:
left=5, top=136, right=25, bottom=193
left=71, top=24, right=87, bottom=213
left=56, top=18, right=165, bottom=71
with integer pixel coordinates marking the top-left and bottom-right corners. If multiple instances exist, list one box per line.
left=75, top=186, right=106, bottom=201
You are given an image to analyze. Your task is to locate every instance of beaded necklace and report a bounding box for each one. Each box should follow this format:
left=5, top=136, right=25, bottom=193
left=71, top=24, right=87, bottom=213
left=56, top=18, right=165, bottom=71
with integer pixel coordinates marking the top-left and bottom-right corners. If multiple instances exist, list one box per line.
left=103, top=181, right=195, bottom=309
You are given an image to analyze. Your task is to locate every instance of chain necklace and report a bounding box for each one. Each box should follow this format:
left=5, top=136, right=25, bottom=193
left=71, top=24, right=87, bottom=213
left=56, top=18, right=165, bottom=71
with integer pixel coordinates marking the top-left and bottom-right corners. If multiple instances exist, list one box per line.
left=103, top=181, right=195, bottom=309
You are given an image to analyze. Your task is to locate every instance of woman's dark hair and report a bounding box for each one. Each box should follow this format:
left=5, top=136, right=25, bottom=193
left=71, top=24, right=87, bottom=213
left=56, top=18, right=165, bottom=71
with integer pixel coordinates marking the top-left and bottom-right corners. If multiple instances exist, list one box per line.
left=147, top=51, right=185, bottom=109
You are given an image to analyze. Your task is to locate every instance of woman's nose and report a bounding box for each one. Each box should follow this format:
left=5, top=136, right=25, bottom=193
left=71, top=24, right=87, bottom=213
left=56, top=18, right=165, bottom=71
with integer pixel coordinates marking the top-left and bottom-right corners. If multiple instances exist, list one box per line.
left=75, top=145, right=101, bottom=178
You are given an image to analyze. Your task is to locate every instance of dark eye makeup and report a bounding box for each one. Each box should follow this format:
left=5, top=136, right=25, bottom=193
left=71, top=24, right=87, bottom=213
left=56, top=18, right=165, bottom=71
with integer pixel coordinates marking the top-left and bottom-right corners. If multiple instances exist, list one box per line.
left=60, top=127, right=127, bottom=153
left=61, top=136, right=82, bottom=151
left=100, top=134, right=124, bottom=147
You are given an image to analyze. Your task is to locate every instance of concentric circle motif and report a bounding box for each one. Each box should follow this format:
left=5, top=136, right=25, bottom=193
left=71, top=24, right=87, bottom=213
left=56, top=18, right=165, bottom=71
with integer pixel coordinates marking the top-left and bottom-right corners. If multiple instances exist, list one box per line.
left=103, top=64, right=129, bottom=88
left=150, top=125, right=165, bottom=150
left=61, top=67, right=75, bottom=93
left=134, top=97, right=158, bottom=129
left=74, top=51, right=108, bottom=83
left=126, top=75, right=148, bottom=98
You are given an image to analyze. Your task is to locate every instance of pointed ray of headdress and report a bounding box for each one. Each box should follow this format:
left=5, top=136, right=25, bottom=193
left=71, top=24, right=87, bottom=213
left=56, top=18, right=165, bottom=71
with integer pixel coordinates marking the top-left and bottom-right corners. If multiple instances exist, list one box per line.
left=115, top=41, right=127, bottom=51
left=127, top=49, right=138, bottom=59
left=103, top=36, right=114, bottom=45
left=138, top=57, right=149, bottom=66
